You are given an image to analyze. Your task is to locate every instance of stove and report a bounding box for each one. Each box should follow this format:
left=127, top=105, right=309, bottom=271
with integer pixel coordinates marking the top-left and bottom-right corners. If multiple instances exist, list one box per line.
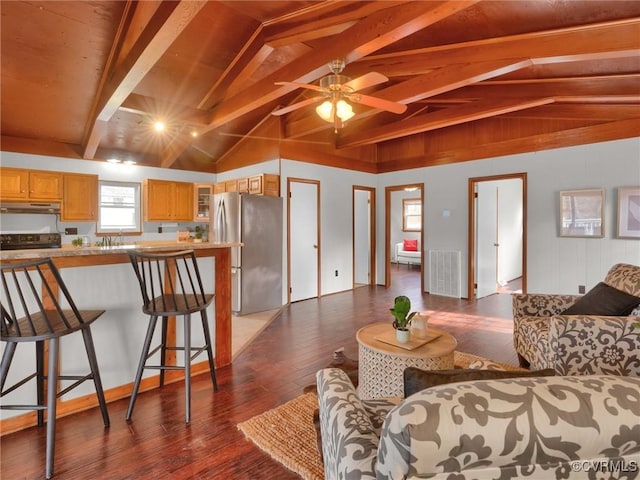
left=0, top=233, right=62, bottom=250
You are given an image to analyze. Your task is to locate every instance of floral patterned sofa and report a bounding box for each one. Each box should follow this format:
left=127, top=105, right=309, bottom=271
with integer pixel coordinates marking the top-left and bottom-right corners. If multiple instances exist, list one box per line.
left=513, top=263, right=640, bottom=375
left=316, top=367, right=640, bottom=480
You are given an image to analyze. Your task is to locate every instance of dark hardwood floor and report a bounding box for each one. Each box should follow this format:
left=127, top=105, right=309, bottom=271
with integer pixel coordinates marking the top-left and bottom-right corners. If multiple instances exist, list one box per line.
left=1, top=268, right=519, bottom=479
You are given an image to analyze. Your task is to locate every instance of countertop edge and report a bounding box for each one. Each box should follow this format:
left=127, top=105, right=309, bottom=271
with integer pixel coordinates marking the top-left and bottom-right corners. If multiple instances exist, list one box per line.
left=0, top=241, right=242, bottom=261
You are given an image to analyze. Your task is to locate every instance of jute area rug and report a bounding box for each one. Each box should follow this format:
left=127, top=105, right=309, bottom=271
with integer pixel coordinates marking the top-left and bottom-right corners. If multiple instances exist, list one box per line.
left=236, top=351, right=520, bottom=480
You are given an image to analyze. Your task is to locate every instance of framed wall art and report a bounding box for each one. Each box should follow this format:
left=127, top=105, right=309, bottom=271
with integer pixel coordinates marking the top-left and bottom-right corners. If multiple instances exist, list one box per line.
left=617, top=187, right=640, bottom=239
left=559, top=189, right=604, bottom=238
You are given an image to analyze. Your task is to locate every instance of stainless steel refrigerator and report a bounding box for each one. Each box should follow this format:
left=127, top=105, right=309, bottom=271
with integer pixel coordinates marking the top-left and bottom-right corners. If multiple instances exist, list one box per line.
left=210, top=192, right=283, bottom=315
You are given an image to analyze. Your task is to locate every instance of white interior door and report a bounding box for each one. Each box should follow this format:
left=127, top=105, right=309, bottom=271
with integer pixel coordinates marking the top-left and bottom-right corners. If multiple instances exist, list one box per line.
left=476, top=183, right=498, bottom=298
left=289, top=180, right=319, bottom=302
left=354, top=189, right=371, bottom=285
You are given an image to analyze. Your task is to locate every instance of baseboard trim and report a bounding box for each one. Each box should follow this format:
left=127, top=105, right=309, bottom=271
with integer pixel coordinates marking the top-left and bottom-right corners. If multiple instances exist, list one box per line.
left=0, top=361, right=211, bottom=436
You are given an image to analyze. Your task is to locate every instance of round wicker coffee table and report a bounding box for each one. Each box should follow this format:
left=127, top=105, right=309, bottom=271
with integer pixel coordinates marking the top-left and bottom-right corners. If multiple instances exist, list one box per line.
left=356, top=322, right=457, bottom=399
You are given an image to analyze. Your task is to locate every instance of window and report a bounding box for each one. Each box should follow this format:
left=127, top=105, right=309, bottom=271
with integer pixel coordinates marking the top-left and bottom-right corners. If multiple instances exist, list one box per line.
left=98, top=180, right=141, bottom=234
left=402, top=198, right=422, bottom=231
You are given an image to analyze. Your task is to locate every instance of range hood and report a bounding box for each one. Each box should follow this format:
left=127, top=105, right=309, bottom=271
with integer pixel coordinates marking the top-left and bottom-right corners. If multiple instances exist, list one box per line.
left=0, top=202, right=61, bottom=214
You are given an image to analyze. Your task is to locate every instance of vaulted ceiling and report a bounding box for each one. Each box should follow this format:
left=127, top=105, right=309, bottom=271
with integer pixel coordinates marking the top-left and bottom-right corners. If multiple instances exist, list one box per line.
left=2, top=1, right=639, bottom=174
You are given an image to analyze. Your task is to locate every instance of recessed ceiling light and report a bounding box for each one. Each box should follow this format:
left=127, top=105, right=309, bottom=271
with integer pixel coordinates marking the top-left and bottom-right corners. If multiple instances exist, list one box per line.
left=154, top=121, right=165, bottom=132
left=190, top=130, right=198, bottom=138
left=123, top=160, right=137, bottom=165
left=106, top=158, right=121, bottom=164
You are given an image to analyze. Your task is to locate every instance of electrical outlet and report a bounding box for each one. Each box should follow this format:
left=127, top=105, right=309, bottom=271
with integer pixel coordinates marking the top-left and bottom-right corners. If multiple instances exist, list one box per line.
left=335, top=270, right=338, bottom=277
left=578, top=285, right=586, bottom=294
left=64, top=227, right=78, bottom=235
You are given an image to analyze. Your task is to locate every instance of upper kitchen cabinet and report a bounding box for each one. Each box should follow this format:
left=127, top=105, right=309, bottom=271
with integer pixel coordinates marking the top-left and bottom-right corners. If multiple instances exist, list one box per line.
left=144, top=179, right=194, bottom=221
left=62, top=173, right=98, bottom=221
left=225, top=179, right=238, bottom=192
left=237, top=177, right=249, bottom=193
left=249, top=174, right=280, bottom=197
left=194, top=184, right=213, bottom=222
left=0, top=168, right=63, bottom=201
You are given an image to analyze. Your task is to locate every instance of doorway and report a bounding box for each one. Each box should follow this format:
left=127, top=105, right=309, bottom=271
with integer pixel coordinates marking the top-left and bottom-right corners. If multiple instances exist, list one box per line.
left=468, top=173, right=527, bottom=300
left=353, top=186, right=376, bottom=288
left=385, top=183, right=424, bottom=291
left=288, top=178, right=320, bottom=302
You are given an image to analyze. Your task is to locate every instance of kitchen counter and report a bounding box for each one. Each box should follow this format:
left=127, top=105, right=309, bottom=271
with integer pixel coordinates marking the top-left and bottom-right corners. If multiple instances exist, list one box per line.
left=0, top=240, right=240, bottom=261
left=0, top=241, right=240, bottom=433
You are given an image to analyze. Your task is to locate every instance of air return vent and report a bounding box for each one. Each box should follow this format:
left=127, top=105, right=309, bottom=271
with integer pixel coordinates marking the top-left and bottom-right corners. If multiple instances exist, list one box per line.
left=428, top=250, right=461, bottom=298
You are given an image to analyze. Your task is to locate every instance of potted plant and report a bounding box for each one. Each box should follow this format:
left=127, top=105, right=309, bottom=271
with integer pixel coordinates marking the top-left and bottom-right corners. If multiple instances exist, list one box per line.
left=193, top=225, right=205, bottom=243
left=390, top=295, right=417, bottom=343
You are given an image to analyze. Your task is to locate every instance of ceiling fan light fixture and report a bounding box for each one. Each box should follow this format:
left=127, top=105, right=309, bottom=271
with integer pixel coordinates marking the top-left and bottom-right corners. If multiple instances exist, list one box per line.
left=315, top=98, right=354, bottom=124
left=336, top=99, right=354, bottom=121
left=316, top=100, right=334, bottom=122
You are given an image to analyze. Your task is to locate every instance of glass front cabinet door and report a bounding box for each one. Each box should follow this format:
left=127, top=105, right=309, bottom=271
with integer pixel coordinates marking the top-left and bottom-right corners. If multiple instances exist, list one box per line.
left=194, top=184, right=213, bottom=221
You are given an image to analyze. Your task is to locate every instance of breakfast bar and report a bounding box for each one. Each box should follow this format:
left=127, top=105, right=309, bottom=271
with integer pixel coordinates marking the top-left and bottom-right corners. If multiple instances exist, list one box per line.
left=0, top=241, right=238, bottom=432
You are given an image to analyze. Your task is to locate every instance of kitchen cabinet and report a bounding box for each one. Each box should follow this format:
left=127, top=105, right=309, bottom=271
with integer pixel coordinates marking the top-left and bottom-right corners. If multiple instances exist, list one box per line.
left=62, top=173, right=98, bottom=221
left=211, top=174, right=279, bottom=197
left=0, top=168, right=63, bottom=201
left=144, top=179, right=194, bottom=221
left=237, top=177, right=249, bottom=193
left=224, top=179, right=238, bottom=192
left=212, top=180, right=240, bottom=194
left=249, top=174, right=280, bottom=197
left=194, top=184, right=213, bottom=221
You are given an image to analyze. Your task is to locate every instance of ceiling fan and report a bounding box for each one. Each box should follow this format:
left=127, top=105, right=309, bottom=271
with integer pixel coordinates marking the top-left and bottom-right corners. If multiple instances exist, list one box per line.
left=272, top=59, right=407, bottom=131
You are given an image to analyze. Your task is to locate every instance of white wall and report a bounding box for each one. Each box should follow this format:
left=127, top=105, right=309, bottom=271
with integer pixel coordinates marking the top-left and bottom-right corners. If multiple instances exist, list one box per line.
left=279, top=160, right=377, bottom=295
left=3, top=137, right=639, bottom=299
left=376, top=138, right=640, bottom=296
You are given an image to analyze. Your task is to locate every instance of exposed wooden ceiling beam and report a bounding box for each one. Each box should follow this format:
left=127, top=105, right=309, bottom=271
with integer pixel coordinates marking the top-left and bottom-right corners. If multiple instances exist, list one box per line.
left=435, top=75, right=640, bottom=100
left=119, top=93, right=209, bottom=126
left=357, top=17, right=640, bottom=73
left=197, top=28, right=271, bottom=110
left=83, top=1, right=205, bottom=159
left=83, top=0, right=137, bottom=159
left=338, top=97, right=556, bottom=148
left=263, top=1, right=408, bottom=47
left=160, top=0, right=480, bottom=167
left=502, top=104, right=640, bottom=121
left=284, top=20, right=639, bottom=140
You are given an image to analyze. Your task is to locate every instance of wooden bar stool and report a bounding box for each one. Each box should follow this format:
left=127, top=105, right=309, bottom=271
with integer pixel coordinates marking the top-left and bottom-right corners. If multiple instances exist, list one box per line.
left=126, top=250, right=218, bottom=424
left=0, top=258, right=110, bottom=479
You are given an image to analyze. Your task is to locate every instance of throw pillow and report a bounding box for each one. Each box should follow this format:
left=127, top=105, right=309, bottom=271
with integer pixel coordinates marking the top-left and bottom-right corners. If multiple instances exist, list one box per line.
left=467, top=358, right=508, bottom=371
left=403, top=366, right=555, bottom=398
left=403, top=239, right=418, bottom=251
left=561, top=282, right=640, bottom=316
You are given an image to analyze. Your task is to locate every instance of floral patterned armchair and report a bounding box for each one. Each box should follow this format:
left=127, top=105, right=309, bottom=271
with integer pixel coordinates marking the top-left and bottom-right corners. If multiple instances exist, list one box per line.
left=513, top=263, right=640, bottom=375
left=316, top=367, right=640, bottom=480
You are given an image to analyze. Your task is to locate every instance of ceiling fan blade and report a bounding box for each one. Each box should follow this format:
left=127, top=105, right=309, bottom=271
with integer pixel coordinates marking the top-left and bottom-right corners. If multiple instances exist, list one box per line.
left=275, top=81, right=325, bottom=93
left=351, top=94, right=407, bottom=114
left=343, top=72, right=388, bottom=92
left=272, top=96, right=323, bottom=116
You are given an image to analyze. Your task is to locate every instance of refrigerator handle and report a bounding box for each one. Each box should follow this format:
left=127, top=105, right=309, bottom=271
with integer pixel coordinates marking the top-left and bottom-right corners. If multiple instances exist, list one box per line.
left=215, top=197, right=225, bottom=242
left=219, top=198, right=227, bottom=242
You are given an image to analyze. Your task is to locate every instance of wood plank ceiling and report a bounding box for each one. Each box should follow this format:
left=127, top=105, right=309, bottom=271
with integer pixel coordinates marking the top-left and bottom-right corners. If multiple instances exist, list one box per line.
left=1, top=0, right=639, bottom=174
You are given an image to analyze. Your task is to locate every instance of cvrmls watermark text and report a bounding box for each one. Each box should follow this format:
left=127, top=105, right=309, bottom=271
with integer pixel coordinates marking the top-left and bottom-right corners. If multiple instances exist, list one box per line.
left=570, top=460, right=638, bottom=473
